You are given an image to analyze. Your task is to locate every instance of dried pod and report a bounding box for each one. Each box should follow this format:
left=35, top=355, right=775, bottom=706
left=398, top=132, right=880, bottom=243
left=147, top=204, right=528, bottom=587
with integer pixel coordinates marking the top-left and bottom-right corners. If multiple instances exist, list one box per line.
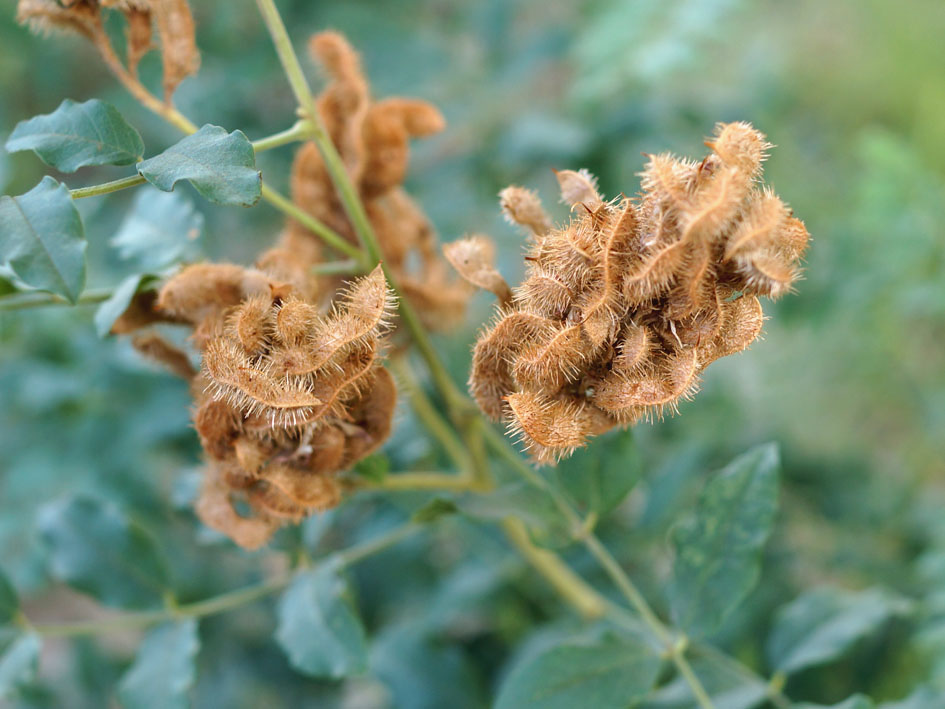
left=499, top=186, right=552, bottom=238
left=471, top=122, right=809, bottom=462
left=443, top=236, right=511, bottom=304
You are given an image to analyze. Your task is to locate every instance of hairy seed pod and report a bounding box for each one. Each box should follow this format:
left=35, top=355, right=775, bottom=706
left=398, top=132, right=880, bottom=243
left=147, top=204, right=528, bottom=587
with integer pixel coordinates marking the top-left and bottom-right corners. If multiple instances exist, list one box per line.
left=468, top=122, right=809, bottom=462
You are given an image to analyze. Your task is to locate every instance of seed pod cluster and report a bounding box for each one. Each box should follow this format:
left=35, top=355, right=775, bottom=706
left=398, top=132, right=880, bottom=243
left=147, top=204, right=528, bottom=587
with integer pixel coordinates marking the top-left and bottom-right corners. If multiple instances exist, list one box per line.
left=458, top=122, right=809, bottom=463
left=18, top=0, right=200, bottom=99
left=288, top=31, right=471, bottom=329
left=141, top=261, right=396, bottom=549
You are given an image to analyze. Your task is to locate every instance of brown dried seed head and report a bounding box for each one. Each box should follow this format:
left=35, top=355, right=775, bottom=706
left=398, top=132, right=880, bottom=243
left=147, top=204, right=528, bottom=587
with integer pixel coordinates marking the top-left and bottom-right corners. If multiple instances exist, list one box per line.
left=473, top=122, right=808, bottom=462
left=499, top=186, right=553, bottom=238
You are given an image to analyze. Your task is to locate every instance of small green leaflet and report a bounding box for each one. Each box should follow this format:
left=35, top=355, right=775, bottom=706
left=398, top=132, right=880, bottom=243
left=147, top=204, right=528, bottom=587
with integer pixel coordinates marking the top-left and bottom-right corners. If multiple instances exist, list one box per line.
left=642, top=653, right=768, bottom=709
left=94, top=273, right=160, bottom=338
left=275, top=561, right=368, bottom=679
left=0, top=177, right=86, bottom=303
left=111, top=188, right=203, bottom=269
left=766, top=587, right=912, bottom=675
left=494, top=633, right=663, bottom=709
left=37, top=495, right=171, bottom=610
left=668, top=443, right=780, bottom=638
left=0, top=568, right=18, bottom=625
left=118, top=620, right=199, bottom=709
left=136, top=125, right=261, bottom=206
left=0, top=630, right=40, bottom=701
left=5, top=99, right=144, bottom=172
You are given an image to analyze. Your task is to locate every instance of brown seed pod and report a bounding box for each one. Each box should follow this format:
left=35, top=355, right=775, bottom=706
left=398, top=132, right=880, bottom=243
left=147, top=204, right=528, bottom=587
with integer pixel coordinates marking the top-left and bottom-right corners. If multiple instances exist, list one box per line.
left=467, top=122, right=809, bottom=462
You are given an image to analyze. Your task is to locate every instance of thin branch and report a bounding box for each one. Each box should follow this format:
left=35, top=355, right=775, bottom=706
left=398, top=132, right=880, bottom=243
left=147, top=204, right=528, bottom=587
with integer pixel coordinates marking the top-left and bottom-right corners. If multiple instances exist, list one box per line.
left=28, top=523, right=419, bottom=638
left=70, top=174, right=146, bottom=200
left=0, top=289, right=113, bottom=312
left=252, top=119, right=314, bottom=153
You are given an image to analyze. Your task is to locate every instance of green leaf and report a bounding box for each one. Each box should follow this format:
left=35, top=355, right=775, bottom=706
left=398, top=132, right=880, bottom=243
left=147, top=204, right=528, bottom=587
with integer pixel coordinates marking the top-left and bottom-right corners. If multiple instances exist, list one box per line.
left=879, top=686, right=945, bottom=709
left=642, top=653, right=767, bottom=709
left=275, top=561, right=367, bottom=678
left=495, top=633, right=662, bottom=709
left=412, top=497, right=459, bottom=524
left=766, top=587, right=911, bottom=675
left=111, top=188, right=203, bottom=269
left=93, top=273, right=159, bottom=338
left=0, top=568, right=18, bottom=625
left=370, top=624, right=486, bottom=709
left=37, top=495, right=171, bottom=609
left=117, top=620, right=199, bottom=709
left=0, top=176, right=87, bottom=302
left=668, top=443, right=780, bottom=637
left=794, top=696, right=875, bottom=709
left=353, top=454, right=390, bottom=483
left=554, top=428, right=640, bottom=520
left=5, top=99, right=144, bottom=172
left=136, top=125, right=261, bottom=206
left=458, top=482, right=572, bottom=548
left=0, top=630, right=40, bottom=701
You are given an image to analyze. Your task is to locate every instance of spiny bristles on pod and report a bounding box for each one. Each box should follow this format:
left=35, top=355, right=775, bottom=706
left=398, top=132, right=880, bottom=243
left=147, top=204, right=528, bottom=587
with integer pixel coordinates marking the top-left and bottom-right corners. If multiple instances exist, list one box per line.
left=499, top=186, right=553, bottom=239
left=443, top=236, right=512, bottom=305
left=466, top=121, right=810, bottom=463
left=111, top=255, right=400, bottom=549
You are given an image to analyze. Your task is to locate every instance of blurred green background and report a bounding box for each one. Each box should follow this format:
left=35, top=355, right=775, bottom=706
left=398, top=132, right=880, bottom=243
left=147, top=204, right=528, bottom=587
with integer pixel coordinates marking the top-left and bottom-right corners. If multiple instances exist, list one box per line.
left=1, top=0, right=944, bottom=706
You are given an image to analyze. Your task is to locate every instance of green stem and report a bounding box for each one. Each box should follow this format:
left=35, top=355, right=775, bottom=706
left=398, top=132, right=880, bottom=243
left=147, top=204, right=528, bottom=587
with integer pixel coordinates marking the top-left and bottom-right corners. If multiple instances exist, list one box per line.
left=0, top=288, right=113, bottom=312
left=311, top=259, right=363, bottom=276
left=30, top=523, right=417, bottom=638
left=480, top=425, right=715, bottom=708
left=252, top=119, right=314, bottom=153
left=390, top=356, right=474, bottom=477
left=259, top=183, right=366, bottom=264
left=368, top=472, right=473, bottom=492
left=70, top=174, right=146, bottom=200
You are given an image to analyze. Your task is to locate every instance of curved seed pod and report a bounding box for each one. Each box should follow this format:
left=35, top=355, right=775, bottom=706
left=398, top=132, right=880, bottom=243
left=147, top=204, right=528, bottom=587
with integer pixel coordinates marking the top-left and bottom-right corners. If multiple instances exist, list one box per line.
left=229, top=293, right=273, bottom=355
left=774, top=215, right=810, bottom=262
left=555, top=168, right=603, bottom=210
left=340, top=366, right=397, bottom=464
left=724, top=189, right=788, bottom=260
left=234, top=435, right=273, bottom=476
left=196, top=463, right=279, bottom=550
left=443, top=236, right=511, bottom=304
left=305, top=425, right=348, bottom=475
left=697, top=291, right=764, bottom=367
left=246, top=483, right=309, bottom=522
left=157, top=264, right=271, bottom=323
left=640, top=154, right=698, bottom=213
left=513, top=322, right=588, bottom=390
left=262, top=464, right=342, bottom=510
left=514, top=267, right=574, bottom=319
left=595, top=348, right=699, bottom=421
left=500, top=186, right=553, bottom=239
left=470, top=311, right=558, bottom=419
left=151, top=0, right=200, bottom=100
left=732, top=251, right=798, bottom=299
left=612, top=324, right=655, bottom=375
left=506, top=391, right=601, bottom=464
left=132, top=332, right=196, bottom=380
left=193, top=395, right=240, bottom=460
left=707, top=121, right=771, bottom=178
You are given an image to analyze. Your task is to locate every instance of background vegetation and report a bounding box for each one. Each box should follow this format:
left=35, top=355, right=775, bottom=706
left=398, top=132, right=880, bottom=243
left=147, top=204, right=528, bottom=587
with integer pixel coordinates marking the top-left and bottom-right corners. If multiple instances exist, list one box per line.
left=1, top=0, right=943, bottom=706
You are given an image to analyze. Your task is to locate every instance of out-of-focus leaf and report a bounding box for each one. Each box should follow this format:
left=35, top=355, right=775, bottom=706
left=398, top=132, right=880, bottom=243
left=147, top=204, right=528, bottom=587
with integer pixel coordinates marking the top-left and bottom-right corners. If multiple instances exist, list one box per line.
left=767, top=587, right=911, bottom=675
left=0, top=568, right=18, bottom=624
left=275, top=560, right=367, bottom=679
left=495, top=632, right=662, bottom=709
left=879, top=686, right=945, bottom=709
left=93, top=273, right=160, bottom=338
left=668, top=443, right=780, bottom=637
left=412, top=497, right=459, bottom=524
left=641, top=653, right=767, bottom=709
left=458, top=482, right=572, bottom=548
left=38, top=496, right=171, bottom=609
left=0, top=177, right=86, bottom=302
left=553, top=428, right=640, bottom=520
left=0, top=630, right=40, bottom=701
left=794, top=696, right=875, bottom=709
left=117, top=620, right=199, bottom=709
left=136, top=125, right=261, bottom=206
left=353, top=454, right=390, bottom=483
left=370, top=624, right=485, bottom=709
left=111, top=188, right=203, bottom=269
left=5, top=99, right=144, bottom=171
